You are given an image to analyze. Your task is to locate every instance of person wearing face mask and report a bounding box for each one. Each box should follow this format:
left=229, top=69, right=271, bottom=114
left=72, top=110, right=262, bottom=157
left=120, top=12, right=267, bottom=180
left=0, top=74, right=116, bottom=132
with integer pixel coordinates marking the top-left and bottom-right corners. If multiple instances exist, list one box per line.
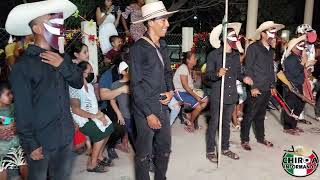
left=205, top=23, right=253, bottom=162
left=70, top=61, right=113, bottom=173
left=294, top=24, right=318, bottom=125
left=281, top=35, right=307, bottom=135
left=5, top=0, right=83, bottom=179
left=241, top=21, right=284, bottom=151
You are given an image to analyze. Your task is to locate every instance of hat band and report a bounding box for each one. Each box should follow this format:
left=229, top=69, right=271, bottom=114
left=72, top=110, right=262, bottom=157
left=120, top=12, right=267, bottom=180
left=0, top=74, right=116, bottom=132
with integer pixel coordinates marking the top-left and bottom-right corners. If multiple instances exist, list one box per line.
left=143, top=8, right=168, bottom=19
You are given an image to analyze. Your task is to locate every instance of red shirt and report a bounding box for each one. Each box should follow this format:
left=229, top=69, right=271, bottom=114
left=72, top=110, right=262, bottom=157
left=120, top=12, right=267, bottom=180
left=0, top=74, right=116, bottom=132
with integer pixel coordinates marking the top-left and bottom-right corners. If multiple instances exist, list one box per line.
left=105, top=49, right=120, bottom=63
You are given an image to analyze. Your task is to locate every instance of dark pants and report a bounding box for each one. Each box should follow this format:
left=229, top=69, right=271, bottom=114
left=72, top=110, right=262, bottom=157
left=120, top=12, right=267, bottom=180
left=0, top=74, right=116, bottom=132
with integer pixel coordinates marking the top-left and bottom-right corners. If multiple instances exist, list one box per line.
left=27, top=144, right=73, bottom=180
left=133, top=105, right=171, bottom=180
left=241, top=90, right=271, bottom=142
left=315, top=81, right=320, bottom=117
left=206, top=100, right=235, bottom=153
left=124, top=117, right=136, bottom=153
left=102, top=103, right=126, bottom=149
left=281, top=86, right=305, bottom=129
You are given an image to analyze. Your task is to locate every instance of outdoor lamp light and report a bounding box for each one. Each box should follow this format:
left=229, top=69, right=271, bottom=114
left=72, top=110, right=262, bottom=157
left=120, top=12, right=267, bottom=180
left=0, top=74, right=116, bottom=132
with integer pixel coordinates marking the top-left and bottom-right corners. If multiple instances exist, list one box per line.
left=281, top=30, right=290, bottom=42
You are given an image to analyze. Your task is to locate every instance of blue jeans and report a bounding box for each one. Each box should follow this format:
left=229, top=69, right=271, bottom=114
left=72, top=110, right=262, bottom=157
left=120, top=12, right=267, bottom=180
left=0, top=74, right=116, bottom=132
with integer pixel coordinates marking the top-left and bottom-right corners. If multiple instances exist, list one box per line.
left=27, top=143, right=74, bottom=180
left=168, top=97, right=181, bottom=125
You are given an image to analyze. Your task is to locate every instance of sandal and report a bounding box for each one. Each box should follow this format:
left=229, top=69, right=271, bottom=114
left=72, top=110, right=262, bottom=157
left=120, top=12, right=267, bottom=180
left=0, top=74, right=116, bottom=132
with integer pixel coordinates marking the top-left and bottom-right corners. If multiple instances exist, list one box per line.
left=298, top=119, right=312, bottom=125
left=294, top=127, right=304, bottom=133
left=206, top=152, right=218, bottom=163
left=222, top=150, right=240, bottom=160
left=241, top=142, right=252, bottom=151
left=98, top=157, right=114, bottom=167
left=283, top=129, right=300, bottom=136
left=86, top=148, right=92, bottom=156
left=232, top=123, right=240, bottom=131
left=87, top=164, right=108, bottom=173
left=184, top=124, right=195, bottom=133
left=184, top=119, right=195, bottom=133
left=257, top=139, right=274, bottom=147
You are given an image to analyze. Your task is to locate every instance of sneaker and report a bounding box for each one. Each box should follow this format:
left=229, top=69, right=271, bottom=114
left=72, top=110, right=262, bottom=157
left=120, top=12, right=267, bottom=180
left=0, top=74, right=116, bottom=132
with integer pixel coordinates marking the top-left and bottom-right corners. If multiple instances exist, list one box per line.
left=108, top=148, right=119, bottom=160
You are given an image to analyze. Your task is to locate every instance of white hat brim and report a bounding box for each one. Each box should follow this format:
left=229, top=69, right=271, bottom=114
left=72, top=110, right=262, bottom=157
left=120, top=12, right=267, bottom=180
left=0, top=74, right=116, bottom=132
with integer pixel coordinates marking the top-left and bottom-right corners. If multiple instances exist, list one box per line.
left=254, top=22, right=285, bottom=40
left=5, top=0, right=77, bottom=36
left=209, top=22, right=242, bottom=48
left=132, top=10, right=178, bottom=24
left=284, top=35, right=307, bottom=58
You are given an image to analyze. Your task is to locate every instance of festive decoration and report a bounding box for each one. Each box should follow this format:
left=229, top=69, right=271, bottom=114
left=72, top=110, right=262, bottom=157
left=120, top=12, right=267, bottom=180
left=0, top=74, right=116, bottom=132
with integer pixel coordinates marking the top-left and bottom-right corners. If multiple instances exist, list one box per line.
left=72, top=10, right=87, bottom=22
left=88, top=34, right=98, bottom=44
left=68, top=10, right=99, bottom=45
left=88, top=19, right=95, bottom=28
left=65, top=29, right=99, bottom=46
left=192, top=32, right=210, bottom=52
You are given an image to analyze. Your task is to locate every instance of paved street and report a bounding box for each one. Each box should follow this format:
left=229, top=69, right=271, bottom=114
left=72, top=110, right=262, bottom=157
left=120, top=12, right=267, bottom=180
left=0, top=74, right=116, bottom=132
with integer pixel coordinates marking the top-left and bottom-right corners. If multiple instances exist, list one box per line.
left=70, top=105, right=320, bottom=180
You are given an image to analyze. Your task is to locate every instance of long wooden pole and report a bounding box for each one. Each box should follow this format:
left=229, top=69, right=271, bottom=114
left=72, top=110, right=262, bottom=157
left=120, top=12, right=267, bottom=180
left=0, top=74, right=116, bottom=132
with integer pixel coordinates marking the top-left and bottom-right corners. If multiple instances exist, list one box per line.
left=217, top=0, right=228, bottom=168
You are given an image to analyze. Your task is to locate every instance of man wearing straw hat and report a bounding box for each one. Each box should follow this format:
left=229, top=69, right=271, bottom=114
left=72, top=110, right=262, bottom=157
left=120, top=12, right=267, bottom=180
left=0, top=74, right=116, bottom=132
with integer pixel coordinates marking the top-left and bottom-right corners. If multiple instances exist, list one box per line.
left=281, top=35, right=307, bottom=136
left=5, top=0, right=83, bottom=179
left=129, top=0, right=177, bottom=179
left=206, top=22, right=253, bottom=162
left=241, top=21, right=284, bottom=151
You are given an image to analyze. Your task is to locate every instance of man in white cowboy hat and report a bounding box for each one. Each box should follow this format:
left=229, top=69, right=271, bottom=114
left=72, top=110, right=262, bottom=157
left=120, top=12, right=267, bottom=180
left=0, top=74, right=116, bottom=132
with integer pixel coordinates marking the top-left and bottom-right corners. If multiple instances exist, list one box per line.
left=205, top=22, right=252, bottom=162
left=241, top=21, right=284, bottom=151
left=129, top=0, right=177, bottom=179
left=281, top=35, right=307, bottom=136
left=5, top=0, right=83, bottom=179
left=294, top=24, right=317, bottom=124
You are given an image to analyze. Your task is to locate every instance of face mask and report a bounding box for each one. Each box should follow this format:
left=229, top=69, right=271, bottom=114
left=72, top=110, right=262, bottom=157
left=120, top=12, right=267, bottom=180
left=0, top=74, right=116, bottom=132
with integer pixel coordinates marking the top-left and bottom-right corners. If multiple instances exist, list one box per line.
left=85, top=73, right=95, bottom=83
left=227, top=30, right=244, bottom=53
left=293, top=41, right=305, bottom=57
left=266, top=28, right=277, bottom=46
left=43, top=13, right=65, bottom=52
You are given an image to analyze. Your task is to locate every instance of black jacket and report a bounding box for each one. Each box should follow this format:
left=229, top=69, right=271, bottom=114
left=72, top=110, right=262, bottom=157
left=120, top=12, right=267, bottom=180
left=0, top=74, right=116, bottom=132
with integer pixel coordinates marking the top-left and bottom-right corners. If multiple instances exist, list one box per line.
left=129, top=37, right=173, bottom=118
left=283, top=54, right=305, bottom=87
left=244, top=41, right=275, bottom=91
left=206, top=47, right=243, bottom=104
left=9, top=45, right=83, bottom=154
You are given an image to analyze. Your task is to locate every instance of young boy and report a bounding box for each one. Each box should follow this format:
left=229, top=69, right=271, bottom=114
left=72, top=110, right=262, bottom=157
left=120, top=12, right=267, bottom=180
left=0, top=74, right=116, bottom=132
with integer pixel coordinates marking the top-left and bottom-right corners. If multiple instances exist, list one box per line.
left=104, top=35, right=123, bottom=65
left=0, top=81, right=28, bottom=180
left=110, top=61, right=135, bottom=153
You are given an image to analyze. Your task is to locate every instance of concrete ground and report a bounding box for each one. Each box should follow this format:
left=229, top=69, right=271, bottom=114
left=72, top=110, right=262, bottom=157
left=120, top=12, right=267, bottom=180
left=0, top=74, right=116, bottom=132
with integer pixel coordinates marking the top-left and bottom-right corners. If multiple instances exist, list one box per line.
left=8, top=105, right=320, bottom=180
left=69, top=105, right=320, bottom=180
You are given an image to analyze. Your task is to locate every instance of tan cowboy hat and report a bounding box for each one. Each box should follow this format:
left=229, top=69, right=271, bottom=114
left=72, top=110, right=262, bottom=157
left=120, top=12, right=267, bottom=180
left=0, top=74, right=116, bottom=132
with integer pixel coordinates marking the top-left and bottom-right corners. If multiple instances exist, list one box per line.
left=254, top=21, right=285, bottom=40
left=284, top=34, right=307, bottom=57
left=5, top=0, right=77, bottom=36
left=132, top=0, right=178, bottom=24
left=209, top=22, right=242, bottom=48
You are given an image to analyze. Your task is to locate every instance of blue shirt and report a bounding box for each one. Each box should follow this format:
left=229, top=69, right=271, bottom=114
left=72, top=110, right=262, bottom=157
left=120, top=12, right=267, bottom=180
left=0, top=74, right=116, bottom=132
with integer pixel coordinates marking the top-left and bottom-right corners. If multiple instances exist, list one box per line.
left=99, top=69, right=112, bottom=110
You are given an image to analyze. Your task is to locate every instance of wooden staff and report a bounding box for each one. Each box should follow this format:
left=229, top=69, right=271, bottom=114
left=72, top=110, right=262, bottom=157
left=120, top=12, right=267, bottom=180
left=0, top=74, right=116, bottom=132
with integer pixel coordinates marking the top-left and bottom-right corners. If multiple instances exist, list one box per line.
left=217, top=0, right=228, bottom=168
